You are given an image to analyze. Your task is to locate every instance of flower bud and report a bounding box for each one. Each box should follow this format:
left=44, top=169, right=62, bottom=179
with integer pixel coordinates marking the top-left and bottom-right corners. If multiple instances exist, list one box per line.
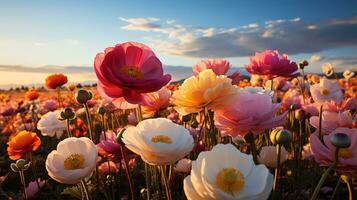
left=270, top=128, right=291, bottom=145
left=75, top=89, right=93, bottom=104
left=295, top=109, right=305, bottom=121
left=330, top=133, right=351, bottom=148
left=10, top=163, right=20, bottom=172
left=97, top=106, right=107, bottom=115
left=116, top=128, right=126, bottom=145
left=299, top=60, right=309, bottom=69
left=59, top=107, right=76, bottom=120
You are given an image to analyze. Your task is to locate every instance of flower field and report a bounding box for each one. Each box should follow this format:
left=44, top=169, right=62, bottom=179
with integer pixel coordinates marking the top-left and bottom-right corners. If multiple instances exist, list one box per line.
left=0, top=42, right=356, bottom=200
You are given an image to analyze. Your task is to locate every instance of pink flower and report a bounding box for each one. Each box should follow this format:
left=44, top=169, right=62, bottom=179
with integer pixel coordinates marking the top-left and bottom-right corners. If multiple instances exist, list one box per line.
left=25, top=179, right=46, bottom=198
left=310, top=111, right=356, bottom=135
left=193, top=59, right=240, bottom=85
left=323, top=98, right=357, bottom=112
left=310, top=127, right=357, bottom=175
left=97, top=130, right=121, bottom=158
left=94, top=42, right=171, bottom=104
left=99, top=161, right=119, bottom=174
left=42, top=100, right=58, bottom=111
left=141, top=88, right=171, bottom=117
left=214, top=91, right=286, bottom=138
left=245, top=50, right=298, bottom=77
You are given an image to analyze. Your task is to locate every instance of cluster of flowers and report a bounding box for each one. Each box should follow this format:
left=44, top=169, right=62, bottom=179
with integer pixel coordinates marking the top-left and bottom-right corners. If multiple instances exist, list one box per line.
left=0, top=42, right=356, bottom=200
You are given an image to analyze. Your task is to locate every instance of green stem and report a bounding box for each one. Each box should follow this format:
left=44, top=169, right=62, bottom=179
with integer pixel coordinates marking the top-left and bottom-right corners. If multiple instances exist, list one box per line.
left=57, top=87, right=63, bottom=108
left=66, top=118, right=72, bottom=137
left=19, top=170, right=27, bottom=200
left=245, top=133, right=258, bottom=164
left=160, top=166, right=172, bottom=200
left=331, top=177, right=341, bottom=200
left=310, top=147, right=339, bottom=200
left=120, top=145, right=135, bottom=200
left=272, top=144, right=281, bottom=200
left=83, top=103, right=94, bottom=141
left=80, top=180, right=90, bottom=200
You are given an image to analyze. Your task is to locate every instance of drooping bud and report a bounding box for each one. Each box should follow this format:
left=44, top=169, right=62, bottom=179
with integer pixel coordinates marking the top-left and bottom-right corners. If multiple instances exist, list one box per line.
left=97, top=106, right=107, bottom=115
left=59, top=107, right=76, bottom=120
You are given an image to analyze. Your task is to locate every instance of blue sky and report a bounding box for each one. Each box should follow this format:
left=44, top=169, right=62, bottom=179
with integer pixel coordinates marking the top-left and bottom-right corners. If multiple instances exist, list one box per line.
left=0, top=0, right=356, bottom=85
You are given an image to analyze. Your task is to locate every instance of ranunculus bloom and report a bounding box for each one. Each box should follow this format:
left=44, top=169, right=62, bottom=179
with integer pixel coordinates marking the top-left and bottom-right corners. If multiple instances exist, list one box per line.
left=141, top=88, right=171, bottom=117
left=343, top=70, right=355, bottom=80
left=25, top=89, right=39, bottom=101
left=122, top=118, right=194, bottom=165
left=37, top=110, right=66, bottom=138
left=42, top=100, right=59, bottom=111
left=245, top=50, right=298, bottom=77
left=323, top=97, right=357, bottom=112
left=310, top=128, right=357, bottom=175
left=1, top=106, right=14, bottom=117
left=99, top=161, right=119, bottom=174
left=174, top=158, right=192, bottom=173
left=25, top=179, right=46, bottom=198
left=310, top=111, right=356, bottom=135
left=45, top=73, right=68, bottom=89
left=258, top=146, right=287, bottom=168
left=46, top=137, right=98, bottom=184
left=310, top=78, right=343, bottom=104
left=96, top=130, right=121, bottom=159
left=215, top=91, right=286, bottom=138
left=193, top=59, right=240, bottom=85
left=171, top=69, right=239, bottom=115
left=184, top=144, right=273, bottom=200
left=94, top=42, right=171, bottom=104
left=7, top=130, right=41, bottom=160
left=321, top=63, right=334, bottom=77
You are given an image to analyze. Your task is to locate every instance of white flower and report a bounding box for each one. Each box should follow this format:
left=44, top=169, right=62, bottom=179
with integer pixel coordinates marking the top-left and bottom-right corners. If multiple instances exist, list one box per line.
left=184, top=144, right=273, bottom=200
left=174, top=158, right=192, bottom=173
left=45, top=137, right=98, bottom=184
left=258, top=146, right=287, bottom=168
left=321, top=63, right=334, bottom=76
left=310, top=78, right=342, bottom=104
left=343, top=70, right=355, bottom=80
left=122, top=118, right=194, bottom=165
left=37, top=110, right=66, bottom=138
left=241, top=87, right=272, bottom=96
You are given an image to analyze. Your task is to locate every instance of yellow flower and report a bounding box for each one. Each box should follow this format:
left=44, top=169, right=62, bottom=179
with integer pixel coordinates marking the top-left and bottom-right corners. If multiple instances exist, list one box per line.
left=171, top=69, right=239, bottom=115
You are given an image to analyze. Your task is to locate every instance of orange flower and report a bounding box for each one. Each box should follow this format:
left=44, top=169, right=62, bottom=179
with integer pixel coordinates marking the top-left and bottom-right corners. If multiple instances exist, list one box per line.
left=67, top=83, right=76, bottom=91
left=25, top=89, right=39, bottom=101
left=7, top=130, right=41, bottom=160
left=45, top=73, right=68, bottom=89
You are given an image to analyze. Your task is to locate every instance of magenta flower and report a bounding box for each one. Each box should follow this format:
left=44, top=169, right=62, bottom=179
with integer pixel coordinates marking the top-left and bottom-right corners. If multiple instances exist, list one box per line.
left=245, top=50, right=298, bottom=77
left=310, top=128, right=357, bottom=175
left=94, top=42, right=171, bottom=104
left=214, top=91, right=286, bottom=138
left=97, top=130, right=121, bottom=159
left=193, top=59, right=240, bottom=85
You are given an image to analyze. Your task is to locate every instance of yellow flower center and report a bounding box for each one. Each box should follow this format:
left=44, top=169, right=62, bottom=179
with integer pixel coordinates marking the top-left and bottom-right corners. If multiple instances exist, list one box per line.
left=119, top=66, right=144, bottom=79
left=216, top=168, right=245, bottom=195
left=320, top=89, right=329, bottom=96
left=151, top=135, right=172, bottom=144
left=338, top=148, right=353, bottom=159
left=64, top=154, right=85, bottom=170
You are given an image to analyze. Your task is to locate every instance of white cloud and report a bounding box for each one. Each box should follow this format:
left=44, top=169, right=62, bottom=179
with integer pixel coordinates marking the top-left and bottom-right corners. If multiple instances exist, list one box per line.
left=309, top=54, right=323, bottom=63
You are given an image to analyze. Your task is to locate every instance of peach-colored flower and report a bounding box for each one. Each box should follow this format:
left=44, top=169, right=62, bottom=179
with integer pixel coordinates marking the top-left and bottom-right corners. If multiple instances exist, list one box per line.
left=321, top=63, right=334, bottom=76
left=45, top=73, right=68, bottom=89
left=193, top=59, right=240, bottom=85
left=7, top=130, right=41, bottom=160
left=171, top=69, right=239, bottom=115
left=141, top=88, right=171, bottom=117
left=99, top=161, right=119, bottom=174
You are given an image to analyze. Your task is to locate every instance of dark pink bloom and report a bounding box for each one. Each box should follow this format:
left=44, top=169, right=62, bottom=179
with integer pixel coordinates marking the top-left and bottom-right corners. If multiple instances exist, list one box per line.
left=25, top=179, right=46, bottom=198
left=97, top=130, right=121, bottom=158
left=1, top=106, right=14, bottom=117
left=214, top=91, right=286, bottom=138
left=193, top=59, right=240, bottom=85
left=99, top=161, right=119, bottom=174
left=245, top=50, right=298, bottom=77
left=94, top=42, right=171, bottom=104
left=310, top=128, right=357, bottom=175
